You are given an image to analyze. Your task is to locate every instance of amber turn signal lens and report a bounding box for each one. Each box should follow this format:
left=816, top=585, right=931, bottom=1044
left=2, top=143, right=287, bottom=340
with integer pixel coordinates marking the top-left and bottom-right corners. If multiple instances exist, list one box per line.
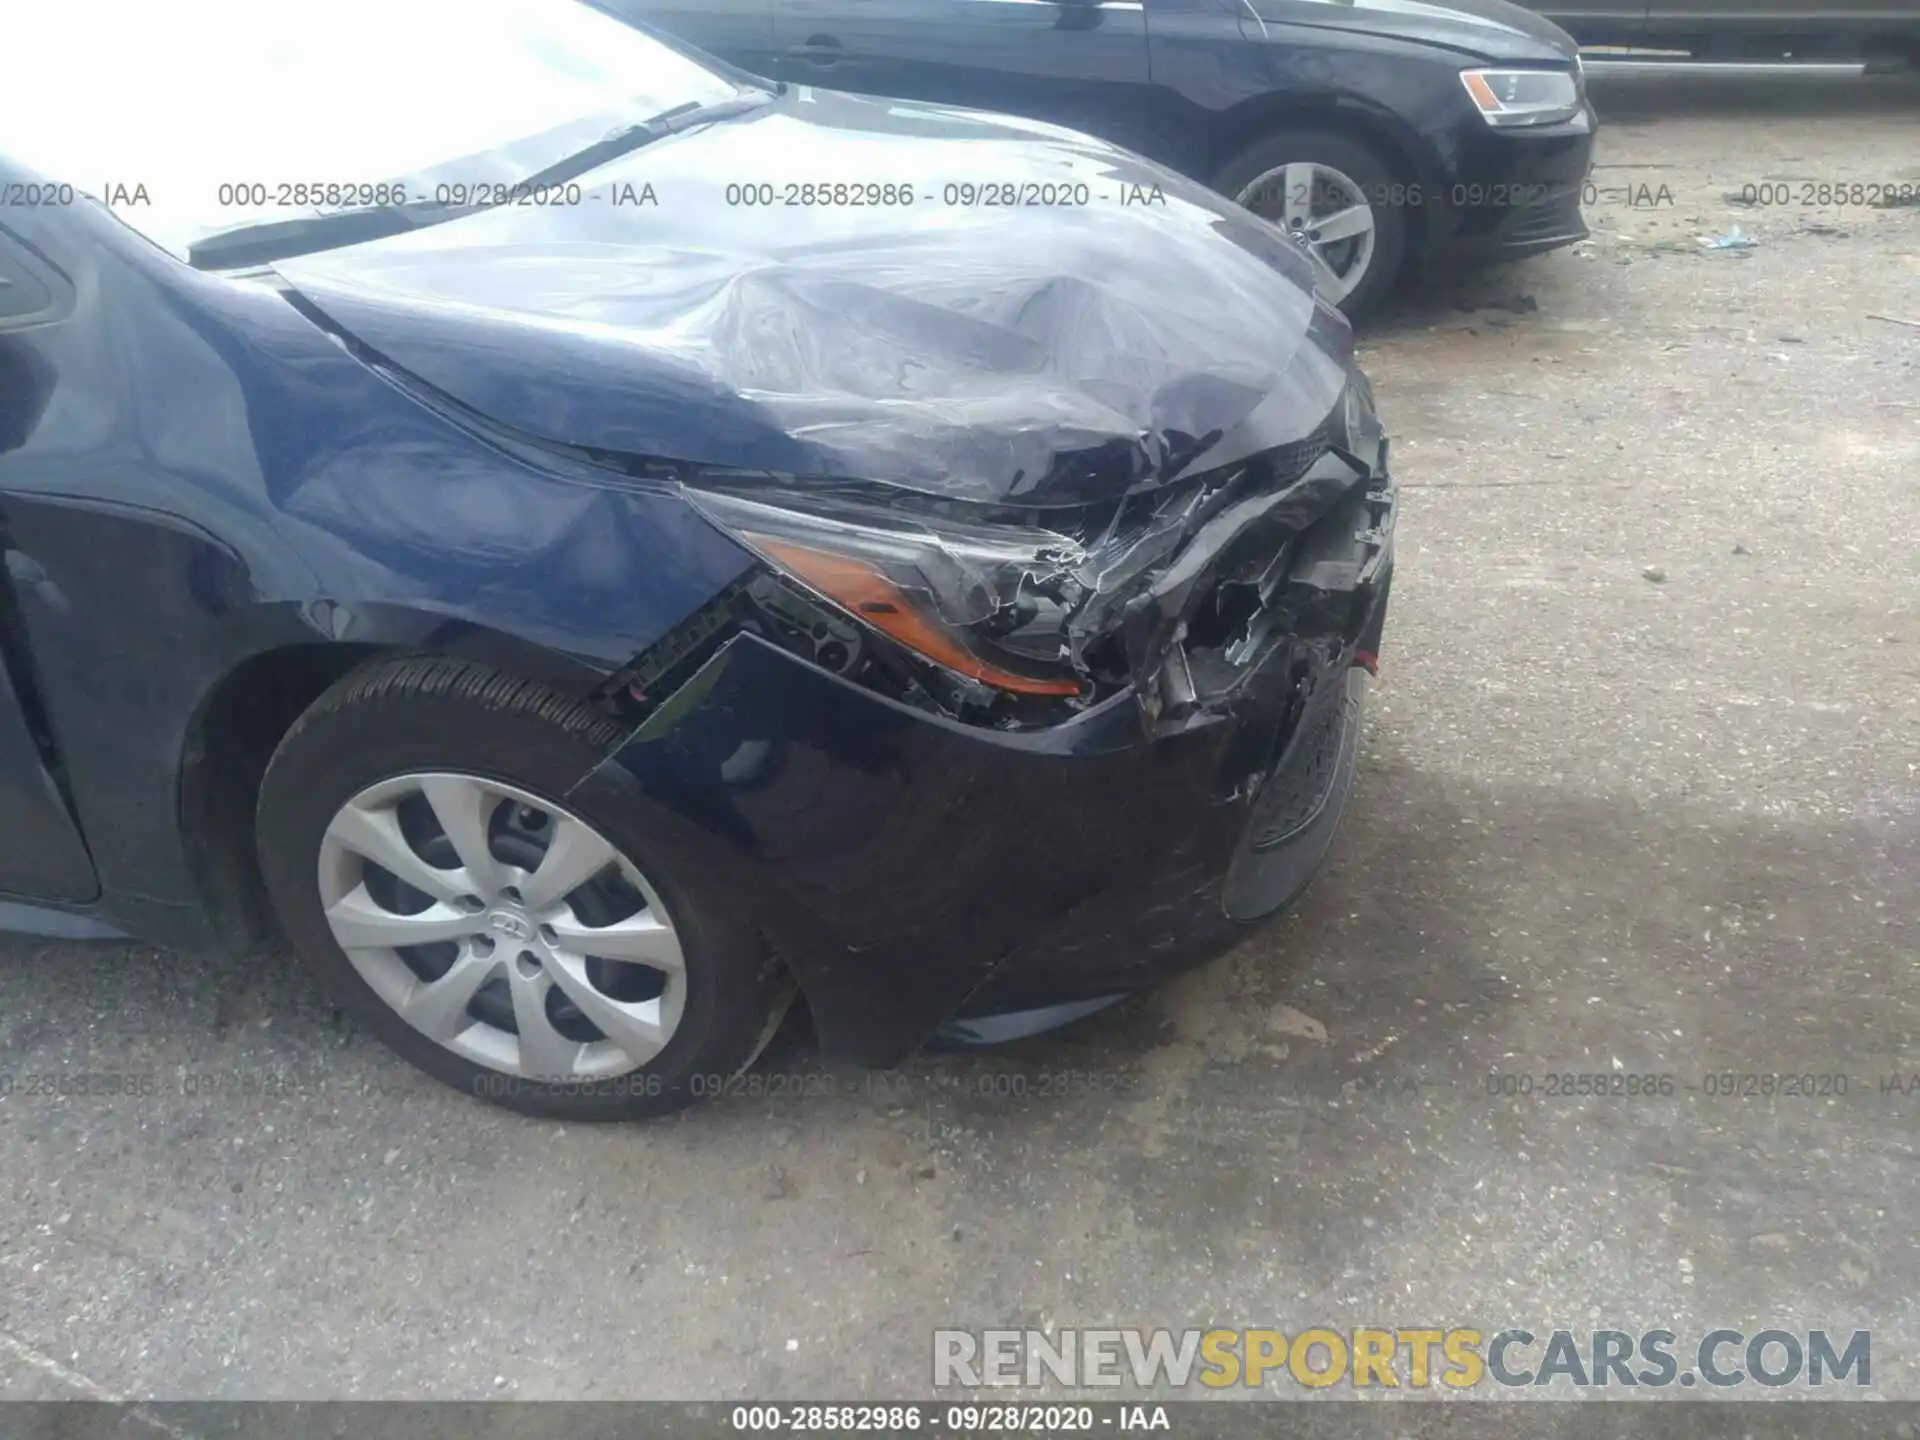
left=746, top=534, right=1082, bottom=697
left=1460, top=70, right=1502, bottom=113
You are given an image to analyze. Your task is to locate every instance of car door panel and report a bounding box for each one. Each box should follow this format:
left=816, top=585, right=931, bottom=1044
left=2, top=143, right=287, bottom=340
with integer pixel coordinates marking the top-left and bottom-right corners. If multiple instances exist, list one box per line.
left=770, top=0, right=1155, bottom=155
left=1627, top=0, right=1915, bottom=61
left=589, top=0, right=783, bottom=77
left=1642, top=0, right=1908, bottom=21
left=1525, top=0, right=1647, bottom=36
left=0, top=225, right=102, bottom=903
left=0, top=638, right=98, bottom=903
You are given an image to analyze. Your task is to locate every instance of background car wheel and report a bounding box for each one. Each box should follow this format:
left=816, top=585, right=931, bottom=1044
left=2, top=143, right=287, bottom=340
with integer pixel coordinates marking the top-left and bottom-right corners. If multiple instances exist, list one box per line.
left=1215, top=127, right=1410, bottom=317
left=256, top=655, right=789, bottom=1119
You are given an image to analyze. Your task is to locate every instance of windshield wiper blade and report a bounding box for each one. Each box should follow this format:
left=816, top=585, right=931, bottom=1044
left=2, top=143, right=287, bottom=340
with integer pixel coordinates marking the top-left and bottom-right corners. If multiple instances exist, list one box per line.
left=187, top=199, right=472, bottom=271
left=187, top=92, right=773, bottom=272
left=512, top=94, right=771, bottom=190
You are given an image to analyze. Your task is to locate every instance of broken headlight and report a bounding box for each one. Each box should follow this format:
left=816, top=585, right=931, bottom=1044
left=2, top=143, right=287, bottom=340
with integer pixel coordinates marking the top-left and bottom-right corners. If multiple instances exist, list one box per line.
left=686, top=485, right=1092, bottom=701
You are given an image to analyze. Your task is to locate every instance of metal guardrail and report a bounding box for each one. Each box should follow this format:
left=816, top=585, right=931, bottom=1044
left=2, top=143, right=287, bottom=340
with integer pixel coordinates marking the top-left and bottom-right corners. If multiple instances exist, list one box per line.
left=1580, top=58, right=1871, bottom=75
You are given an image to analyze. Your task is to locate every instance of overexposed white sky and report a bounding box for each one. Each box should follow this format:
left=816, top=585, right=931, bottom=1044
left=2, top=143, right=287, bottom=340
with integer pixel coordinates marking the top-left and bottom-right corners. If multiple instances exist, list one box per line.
left=2, top=0, right=738, bottom=256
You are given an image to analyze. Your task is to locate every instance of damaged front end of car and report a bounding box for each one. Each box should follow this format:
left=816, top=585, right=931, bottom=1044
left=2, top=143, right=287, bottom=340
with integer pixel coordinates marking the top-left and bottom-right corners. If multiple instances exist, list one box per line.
left=566, top=368, right=1396, bottom=1052
left=593, top=367, right=1393, bottom=762
left=263, top=145, right=1400, bottom=1058
left=440, top=335, right=1399, bottom=1062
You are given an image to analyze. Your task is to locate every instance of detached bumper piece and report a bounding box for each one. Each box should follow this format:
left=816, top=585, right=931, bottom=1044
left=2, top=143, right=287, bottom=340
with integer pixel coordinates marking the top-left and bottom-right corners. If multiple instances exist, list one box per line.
left=1222, top=667, right=1366, bottom=922
left=1222, top=460, right=1392, bottom=925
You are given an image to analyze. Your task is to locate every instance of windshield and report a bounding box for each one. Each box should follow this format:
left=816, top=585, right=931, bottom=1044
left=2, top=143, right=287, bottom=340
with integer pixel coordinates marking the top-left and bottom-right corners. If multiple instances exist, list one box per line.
left=2, top=0, right=750, bottom=261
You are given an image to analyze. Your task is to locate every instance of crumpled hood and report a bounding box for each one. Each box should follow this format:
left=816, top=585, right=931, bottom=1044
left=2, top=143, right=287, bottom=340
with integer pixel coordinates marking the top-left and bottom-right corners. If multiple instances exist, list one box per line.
left=273, top=87, right=1353, bottom=506
left=1236, top=0, right=1577, bottom=63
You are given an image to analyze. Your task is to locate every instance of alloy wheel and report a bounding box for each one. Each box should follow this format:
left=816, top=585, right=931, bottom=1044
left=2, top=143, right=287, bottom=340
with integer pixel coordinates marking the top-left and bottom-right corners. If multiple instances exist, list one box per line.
left=1236, top=161, right=1378, bottom=304
left=316, top=772, right=685, bottom=1081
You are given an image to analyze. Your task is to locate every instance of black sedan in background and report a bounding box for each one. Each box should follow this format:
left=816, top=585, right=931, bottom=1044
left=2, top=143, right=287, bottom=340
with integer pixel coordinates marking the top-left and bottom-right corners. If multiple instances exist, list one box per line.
left=605, top=0, right=1598, bottom=313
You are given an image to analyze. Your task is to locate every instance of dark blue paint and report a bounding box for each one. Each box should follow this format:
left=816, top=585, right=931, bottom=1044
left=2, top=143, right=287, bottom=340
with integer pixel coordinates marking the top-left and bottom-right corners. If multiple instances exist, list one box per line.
left=0, top=183, right=751, bottom=937
left=588, top=632, right=1239, bottom=1061
left=267, top=82, right=1348, bottom=506
left=0, top=44, right=1392, bottom=1057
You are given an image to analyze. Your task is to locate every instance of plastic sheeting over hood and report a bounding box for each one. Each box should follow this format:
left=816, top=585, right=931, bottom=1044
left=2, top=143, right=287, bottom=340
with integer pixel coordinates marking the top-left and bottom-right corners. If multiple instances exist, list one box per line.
left=275, top=87, right=1353, bottom=506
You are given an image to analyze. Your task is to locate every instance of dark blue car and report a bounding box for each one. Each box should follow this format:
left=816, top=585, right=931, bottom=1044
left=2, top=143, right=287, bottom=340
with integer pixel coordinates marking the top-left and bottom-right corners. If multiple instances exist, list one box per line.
left=0, top=0, right=1393, bottom=1117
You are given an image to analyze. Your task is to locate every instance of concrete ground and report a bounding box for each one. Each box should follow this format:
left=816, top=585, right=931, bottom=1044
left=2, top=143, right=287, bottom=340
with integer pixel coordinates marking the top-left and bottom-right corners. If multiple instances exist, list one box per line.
left=2, top=77, right=1917, bottom=1404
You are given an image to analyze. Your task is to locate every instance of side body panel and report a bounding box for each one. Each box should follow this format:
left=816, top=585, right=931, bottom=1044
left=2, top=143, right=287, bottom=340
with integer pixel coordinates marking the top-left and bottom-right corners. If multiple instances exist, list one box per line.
left=589, top=634, right=1243, bottom=1063
left=0, top=629, right=97, bottom=902
left=1148, top=0, right=1466, bottom=184
left=1639, top=0, right=1913, bottom=29
left=586, top=0, right=786, bottom=75
left=0, top=179, right=752, bottom=943
left=765, top=0, right=1160, bottom=156
left=1523, top=0, right=1644, bottom=39
left=0, top=223, right=99, bottom=902
left=1526, top=0, right=1919, bottom=48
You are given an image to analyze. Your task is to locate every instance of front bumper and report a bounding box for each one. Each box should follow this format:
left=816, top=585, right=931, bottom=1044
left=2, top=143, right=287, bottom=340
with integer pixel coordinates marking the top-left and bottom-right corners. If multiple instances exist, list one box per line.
left=1424, top=102, right=1597, bottom=268
left=945, top=654, right=1376, bottom=1039
left=592, top=444, right=1396, bottom=1066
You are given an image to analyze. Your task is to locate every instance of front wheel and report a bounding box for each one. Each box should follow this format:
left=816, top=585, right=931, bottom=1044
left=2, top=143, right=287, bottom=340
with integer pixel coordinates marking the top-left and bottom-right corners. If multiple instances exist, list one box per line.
left=1215, top=128, right=1410, bottom=318
left=255, top=656, right=789, bottom=1119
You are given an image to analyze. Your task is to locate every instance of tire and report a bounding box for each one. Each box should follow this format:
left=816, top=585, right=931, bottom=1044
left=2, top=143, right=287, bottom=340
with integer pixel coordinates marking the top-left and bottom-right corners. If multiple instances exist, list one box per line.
left=1214, top=127, right=1411, bottom=318
left=256, top=655, right=789, bottom=1120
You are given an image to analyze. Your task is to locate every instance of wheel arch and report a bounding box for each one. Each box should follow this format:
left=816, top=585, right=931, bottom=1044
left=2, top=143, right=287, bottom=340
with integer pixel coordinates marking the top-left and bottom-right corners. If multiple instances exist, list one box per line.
left=1206, top=91, right=1444, bottom=255
left=175, top=617, right=618, bottom=956
left=178, top=641, right=390, bottom=955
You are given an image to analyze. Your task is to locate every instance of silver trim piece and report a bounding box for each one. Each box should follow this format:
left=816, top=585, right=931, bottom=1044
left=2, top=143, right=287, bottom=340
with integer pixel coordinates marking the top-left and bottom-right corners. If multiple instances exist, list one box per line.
left=1581, top=59, right=1869, bottom=76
